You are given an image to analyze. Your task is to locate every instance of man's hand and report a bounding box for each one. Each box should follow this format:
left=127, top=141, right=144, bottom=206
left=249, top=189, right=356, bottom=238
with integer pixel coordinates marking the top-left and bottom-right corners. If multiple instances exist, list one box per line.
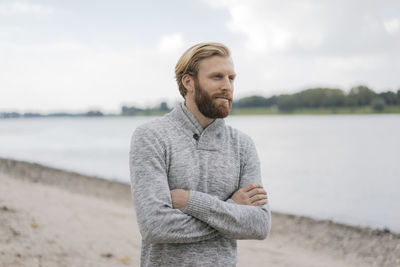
left=230, top=184, right=268, bottom=206
left=170, top=189, right=190, bottom=212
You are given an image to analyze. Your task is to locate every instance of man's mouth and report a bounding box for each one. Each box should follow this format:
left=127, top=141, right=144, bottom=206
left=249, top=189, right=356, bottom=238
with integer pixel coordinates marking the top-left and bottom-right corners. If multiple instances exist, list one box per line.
left=215, top=96, right=232, bottom=103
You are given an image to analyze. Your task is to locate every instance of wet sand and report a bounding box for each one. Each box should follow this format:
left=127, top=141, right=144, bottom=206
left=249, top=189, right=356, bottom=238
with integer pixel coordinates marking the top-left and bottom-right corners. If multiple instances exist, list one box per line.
left=0, top=158, right=399, bottom=266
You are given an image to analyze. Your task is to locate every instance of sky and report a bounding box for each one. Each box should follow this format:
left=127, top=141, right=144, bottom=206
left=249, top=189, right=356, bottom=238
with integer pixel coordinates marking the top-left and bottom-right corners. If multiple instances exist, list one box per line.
left=1, top=0, right=400, bottom=113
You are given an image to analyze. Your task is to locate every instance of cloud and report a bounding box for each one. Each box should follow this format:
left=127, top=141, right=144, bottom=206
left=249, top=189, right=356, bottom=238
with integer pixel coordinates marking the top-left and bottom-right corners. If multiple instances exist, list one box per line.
left=384, top=18, right=400, bottom=35
left=1, top=0, right=400, bottom=112
left=207, top=0, right=400, bottom=55
left=203, top=0, right=400, bottom=94
left=205, top=0, right=326, bottom=54
left=0, top=40, right=183, bottom=113
left=158, top=33, right=185, bottom=52
left=0, top=1, right=54, bottom=15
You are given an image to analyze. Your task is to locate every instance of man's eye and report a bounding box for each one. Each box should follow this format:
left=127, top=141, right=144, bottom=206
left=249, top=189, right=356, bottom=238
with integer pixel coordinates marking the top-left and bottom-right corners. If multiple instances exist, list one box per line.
left=213, top=75, right=223, bottom=79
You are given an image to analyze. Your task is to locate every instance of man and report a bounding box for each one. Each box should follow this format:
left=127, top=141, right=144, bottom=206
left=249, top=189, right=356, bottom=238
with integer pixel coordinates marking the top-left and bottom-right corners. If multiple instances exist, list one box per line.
left=130, top=42, right=271, bottom=266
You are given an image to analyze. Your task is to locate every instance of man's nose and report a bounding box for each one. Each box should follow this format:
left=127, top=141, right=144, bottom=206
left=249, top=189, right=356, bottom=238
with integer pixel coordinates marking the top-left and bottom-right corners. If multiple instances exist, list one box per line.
left=221, top=77, right=234, bottom=92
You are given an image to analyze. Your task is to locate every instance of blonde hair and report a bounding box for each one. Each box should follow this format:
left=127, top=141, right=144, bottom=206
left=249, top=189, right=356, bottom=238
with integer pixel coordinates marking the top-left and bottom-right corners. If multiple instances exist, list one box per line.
left=175, top=42, right=231, bottom=98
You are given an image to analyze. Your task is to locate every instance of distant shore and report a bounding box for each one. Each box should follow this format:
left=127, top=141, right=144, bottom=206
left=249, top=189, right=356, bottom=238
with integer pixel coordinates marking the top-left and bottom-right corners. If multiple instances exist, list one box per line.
left=0, top=158, right=399, bottom=266
left=2, top=105, right=400, bottom=119
left=231, top=105, right=400, bottom=115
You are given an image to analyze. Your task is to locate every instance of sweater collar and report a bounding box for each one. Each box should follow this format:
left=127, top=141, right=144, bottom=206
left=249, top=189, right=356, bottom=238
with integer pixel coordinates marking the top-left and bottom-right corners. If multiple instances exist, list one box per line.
left=166, top=102, right=226, bottom=151
left=180, top=102, right=204, bottom=134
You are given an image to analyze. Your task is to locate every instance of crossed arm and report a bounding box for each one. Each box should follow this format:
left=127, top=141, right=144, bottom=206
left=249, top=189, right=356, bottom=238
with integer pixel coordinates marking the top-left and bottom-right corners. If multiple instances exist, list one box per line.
left=170, top=184, right=269, bottom=240
left=171, top=184, right=268, bottom=211
left=130, top=126, right=271, bottom=244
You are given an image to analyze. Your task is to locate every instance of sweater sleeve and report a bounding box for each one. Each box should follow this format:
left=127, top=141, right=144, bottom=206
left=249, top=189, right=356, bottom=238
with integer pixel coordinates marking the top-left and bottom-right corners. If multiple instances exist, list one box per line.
left=183, top=136, right=271, bottom=240
left=129, top=125, right=219, bottom=244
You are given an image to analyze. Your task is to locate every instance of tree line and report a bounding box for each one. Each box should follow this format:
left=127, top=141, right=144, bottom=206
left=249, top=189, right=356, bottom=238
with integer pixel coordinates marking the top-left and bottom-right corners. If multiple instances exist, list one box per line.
left=0, top=111, right=105, bottom=119
left=120, top=102, right=170, bottom=116
left=2, top=85, right=399, bottom=118
left=232, top=85, right=400, bottom=112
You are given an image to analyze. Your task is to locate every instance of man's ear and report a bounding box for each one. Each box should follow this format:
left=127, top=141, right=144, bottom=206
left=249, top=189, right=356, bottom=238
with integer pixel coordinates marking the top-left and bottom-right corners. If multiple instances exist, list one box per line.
left=182, top=74, right=194, bottom=95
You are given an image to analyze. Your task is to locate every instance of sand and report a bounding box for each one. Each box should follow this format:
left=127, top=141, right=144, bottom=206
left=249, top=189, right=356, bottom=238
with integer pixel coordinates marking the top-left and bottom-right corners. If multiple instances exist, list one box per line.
left=0, top=158, right=399, bottom=267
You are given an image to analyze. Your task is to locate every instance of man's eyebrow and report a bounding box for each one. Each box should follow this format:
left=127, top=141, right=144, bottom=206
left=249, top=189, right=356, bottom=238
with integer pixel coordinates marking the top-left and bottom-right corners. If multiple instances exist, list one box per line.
left=207, top=72, right=223, bottom=76
left=207, top=71, right=236, bottom=76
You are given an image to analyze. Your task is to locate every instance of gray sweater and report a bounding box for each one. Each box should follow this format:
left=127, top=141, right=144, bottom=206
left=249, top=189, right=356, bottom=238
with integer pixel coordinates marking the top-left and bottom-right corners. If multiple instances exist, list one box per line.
left=129, top=103, right=271, bottom=267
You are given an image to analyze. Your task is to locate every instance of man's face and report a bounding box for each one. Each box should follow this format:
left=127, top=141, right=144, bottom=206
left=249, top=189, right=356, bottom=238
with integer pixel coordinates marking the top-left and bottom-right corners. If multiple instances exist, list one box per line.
left=193, top=56, right=236, bottom=119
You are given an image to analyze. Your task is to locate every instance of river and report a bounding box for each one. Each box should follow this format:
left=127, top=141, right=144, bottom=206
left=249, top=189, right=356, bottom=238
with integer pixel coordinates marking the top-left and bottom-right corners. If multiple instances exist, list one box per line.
left=1, top=114, right=399, bottom=232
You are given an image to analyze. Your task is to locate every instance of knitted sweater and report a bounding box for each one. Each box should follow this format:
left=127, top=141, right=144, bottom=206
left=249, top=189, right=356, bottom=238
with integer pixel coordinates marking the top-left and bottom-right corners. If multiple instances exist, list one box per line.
left=129, top=103, right=271, bottom=267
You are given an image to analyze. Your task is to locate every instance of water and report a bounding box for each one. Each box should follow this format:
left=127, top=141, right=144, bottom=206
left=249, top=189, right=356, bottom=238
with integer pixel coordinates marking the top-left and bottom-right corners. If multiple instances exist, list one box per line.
left=228, top=115, right=400, bottom=234
left=1, top=114, right=399, bottom=233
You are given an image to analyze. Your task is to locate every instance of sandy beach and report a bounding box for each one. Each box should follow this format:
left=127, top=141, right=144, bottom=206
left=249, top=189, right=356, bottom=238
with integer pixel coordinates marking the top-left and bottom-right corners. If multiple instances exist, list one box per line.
left=0, top=158, right=399, bottom=267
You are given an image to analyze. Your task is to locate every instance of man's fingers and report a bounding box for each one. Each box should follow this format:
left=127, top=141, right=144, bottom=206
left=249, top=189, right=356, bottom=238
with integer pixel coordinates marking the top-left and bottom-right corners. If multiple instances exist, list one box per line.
left=247, top=188, right=266, bottom=198
left=251, top=198, right=268, bottom=206
left=232, top=184, right=267, bottom=206
left=249, top=193, right=267, bottom=203
left=241, top=184, right=263, bottom=192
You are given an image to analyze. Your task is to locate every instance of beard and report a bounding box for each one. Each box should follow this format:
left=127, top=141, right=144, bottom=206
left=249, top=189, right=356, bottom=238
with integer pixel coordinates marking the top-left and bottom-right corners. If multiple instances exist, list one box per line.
left=194, top=79, right=232, bottom=119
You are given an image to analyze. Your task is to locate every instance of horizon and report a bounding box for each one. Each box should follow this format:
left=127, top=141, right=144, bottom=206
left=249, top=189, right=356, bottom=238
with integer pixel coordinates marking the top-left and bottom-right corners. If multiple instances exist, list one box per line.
left=1, top=85, right=399, bottom=115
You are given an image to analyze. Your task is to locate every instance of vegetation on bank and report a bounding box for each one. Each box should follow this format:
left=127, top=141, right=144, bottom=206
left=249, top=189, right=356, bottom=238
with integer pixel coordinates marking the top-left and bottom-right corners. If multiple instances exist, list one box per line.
left=231, top=85, right=400, bottom=114
left=2, top=85, right=400, bottom=118
left=231, top=105, right=400, bottom=115
left=121, top=85, right=400, bottom=116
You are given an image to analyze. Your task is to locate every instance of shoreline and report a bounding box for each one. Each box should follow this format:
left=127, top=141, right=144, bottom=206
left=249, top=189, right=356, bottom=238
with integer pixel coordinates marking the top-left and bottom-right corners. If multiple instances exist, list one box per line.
left=1, top=158, right=399, bottom=266
left=2, top=106, right=400, bottom=120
